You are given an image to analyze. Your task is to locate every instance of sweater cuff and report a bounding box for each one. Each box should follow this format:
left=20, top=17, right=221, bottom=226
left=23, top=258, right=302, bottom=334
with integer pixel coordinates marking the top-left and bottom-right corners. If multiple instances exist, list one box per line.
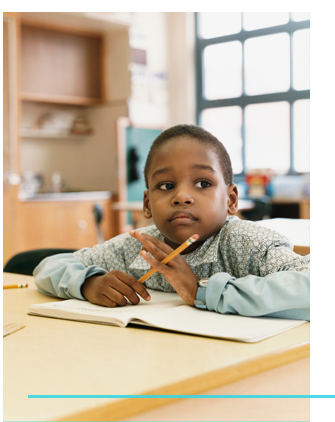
left=206, top=272, right=236, bottom=312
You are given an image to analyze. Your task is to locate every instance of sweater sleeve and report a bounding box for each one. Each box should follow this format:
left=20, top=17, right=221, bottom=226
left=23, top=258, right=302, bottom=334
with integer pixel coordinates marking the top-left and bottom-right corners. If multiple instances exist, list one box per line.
left=33, top=231, right=135, bottom=299
left=198, top=219, right=310, bottom=319
left=33, top=253, right=107, bottom=300
left=198, top=270, right=310, bottom=320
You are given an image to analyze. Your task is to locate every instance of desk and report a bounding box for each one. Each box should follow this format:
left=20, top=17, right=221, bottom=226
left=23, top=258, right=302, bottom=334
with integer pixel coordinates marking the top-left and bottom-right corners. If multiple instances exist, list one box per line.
left=3, top=273, right=309, bottom=421
left=256, top=218, right=310, bottom=256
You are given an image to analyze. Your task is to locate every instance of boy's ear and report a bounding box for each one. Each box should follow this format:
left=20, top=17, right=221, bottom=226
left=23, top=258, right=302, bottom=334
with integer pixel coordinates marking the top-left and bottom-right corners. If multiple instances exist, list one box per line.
left=227, top=184, right=238, bottom=215
left=143, top=190, right=152, bottom=219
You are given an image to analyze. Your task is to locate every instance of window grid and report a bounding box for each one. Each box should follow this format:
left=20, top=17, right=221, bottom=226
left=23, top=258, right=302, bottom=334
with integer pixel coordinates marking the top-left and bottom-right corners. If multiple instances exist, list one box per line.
left=195, top=13, right=310, bottom=177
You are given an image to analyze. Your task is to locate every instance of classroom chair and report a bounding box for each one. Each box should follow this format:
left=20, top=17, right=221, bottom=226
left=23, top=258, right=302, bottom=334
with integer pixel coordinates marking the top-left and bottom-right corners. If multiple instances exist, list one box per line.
left=240, top=195, right=272, bottom=221
left=3, top=248, right=77, bottom=276
left=93, top=203, right=105, bottom=244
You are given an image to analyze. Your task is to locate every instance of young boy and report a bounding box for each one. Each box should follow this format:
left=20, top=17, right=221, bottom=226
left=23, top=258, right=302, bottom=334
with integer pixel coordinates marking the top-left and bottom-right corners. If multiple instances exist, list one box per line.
left=34, top=125, right=310, bottom=320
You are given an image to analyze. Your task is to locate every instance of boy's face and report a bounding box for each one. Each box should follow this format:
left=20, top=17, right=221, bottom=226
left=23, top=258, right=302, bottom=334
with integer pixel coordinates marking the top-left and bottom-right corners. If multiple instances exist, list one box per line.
left=143, top=137, right=238, bottom=251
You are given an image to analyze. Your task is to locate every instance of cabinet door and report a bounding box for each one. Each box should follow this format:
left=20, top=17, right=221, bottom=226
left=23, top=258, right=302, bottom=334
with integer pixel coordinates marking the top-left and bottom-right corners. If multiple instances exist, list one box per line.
left=20, top=23, right=104, bottom=105
left=3, top=13, right=20, bottom=174
left=3, top=13, right=21, bottom=265
left=16, top=199, right=114, bottom=252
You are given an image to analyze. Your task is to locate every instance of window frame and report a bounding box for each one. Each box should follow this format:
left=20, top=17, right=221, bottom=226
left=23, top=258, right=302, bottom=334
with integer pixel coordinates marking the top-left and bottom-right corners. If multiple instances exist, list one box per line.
left=195, top=13, right=310, bottom=178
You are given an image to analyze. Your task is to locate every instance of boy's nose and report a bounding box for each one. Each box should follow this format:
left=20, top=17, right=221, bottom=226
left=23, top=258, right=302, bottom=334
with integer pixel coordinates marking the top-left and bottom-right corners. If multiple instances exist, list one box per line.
left=172, top=189, right=195, bottom=206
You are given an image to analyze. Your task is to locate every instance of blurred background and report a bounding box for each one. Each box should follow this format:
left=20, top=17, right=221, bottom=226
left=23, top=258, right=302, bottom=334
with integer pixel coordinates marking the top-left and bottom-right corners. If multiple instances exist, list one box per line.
left=3, top=12, right=310, bottom=264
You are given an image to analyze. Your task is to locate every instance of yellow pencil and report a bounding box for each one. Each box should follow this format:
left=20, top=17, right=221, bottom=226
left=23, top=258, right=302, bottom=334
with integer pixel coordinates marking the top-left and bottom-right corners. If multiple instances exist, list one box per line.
left=138, top=234, right=199, bottom=283
left=3, top=283, right=28, bottom=289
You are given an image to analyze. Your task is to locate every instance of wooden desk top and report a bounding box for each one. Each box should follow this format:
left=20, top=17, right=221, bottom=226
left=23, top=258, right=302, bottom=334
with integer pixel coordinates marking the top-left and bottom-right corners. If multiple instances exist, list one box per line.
left=256, top=218, right=310, bottom=255
left=3, top=273, right=309, bottom=422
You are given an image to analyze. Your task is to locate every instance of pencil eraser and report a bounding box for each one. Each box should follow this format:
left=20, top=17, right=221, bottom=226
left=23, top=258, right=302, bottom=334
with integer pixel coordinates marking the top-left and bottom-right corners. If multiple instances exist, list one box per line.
left=190, top=234, right=199, bottom=242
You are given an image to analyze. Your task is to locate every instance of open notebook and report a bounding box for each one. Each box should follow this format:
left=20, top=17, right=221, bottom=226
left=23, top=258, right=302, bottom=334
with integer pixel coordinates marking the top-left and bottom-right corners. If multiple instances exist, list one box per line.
left=28, top=289, right=307, bottom=343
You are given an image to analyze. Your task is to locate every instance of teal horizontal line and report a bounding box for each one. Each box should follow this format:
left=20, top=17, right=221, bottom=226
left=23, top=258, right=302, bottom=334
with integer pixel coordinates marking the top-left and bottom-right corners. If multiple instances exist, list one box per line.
left=28, top=395, right=335, bottom=399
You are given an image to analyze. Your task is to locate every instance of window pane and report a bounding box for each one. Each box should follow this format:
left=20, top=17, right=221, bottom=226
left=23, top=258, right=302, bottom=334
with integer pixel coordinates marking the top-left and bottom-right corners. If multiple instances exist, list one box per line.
left=198, top=13, right=241, bottom=39
left=243, top=12, right=289, bottom=31
left=244, top=33, right=290, bottom=95
left=201, top=106, right=243, bottom=174
left=293, top=29, right=310, bottom=91
left=245, top=102, right=290, bottom=173
left=290, top=12, right=310, bottom=22
left=204, top=41, right=242, bottom=100
left=293, top=99, right=310, bottom=172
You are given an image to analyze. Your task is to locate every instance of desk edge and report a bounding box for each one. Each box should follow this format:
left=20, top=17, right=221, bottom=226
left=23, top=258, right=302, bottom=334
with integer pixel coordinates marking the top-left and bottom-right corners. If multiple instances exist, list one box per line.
left=58, top=342, right=310, bottom=421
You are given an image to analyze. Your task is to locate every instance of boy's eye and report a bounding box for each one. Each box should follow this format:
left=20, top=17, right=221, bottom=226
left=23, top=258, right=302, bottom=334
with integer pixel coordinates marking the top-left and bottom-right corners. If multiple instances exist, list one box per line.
left=158, top=183, right=174, bottom=191
left=195, top=180, right=211, bottom=188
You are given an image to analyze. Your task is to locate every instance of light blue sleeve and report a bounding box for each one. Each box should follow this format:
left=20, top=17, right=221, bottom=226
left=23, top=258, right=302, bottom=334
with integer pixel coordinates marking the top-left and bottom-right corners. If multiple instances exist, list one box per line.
left=33, top=253, right=107, bottom=300
left=200, top=271, right=310, bottom=321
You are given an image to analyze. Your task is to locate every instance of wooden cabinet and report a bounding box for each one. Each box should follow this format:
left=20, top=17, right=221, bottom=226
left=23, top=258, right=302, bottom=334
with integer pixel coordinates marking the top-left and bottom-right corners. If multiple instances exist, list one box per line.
left=3, top=12, right=20, bottom=173
left=20, top=23, right=105, bottom=105
left=3, top=13, right=21, bottom=265
left=3, top=191, right=116, bottom=265
left=3, top=13, right=131, bottom=264
left=4, top=195, right=115, bottom=264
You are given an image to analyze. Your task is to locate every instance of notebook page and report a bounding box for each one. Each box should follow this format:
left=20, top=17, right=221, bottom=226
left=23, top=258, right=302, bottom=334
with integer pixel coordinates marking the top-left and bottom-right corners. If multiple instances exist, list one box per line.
left=135, top=305, right=307, bottom=342
left=28, top=289, right=184, bottom=327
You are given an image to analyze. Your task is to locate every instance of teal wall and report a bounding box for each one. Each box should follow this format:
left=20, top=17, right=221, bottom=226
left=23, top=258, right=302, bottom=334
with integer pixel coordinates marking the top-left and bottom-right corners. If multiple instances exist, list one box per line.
left=126, top=127, right=162, bottom=201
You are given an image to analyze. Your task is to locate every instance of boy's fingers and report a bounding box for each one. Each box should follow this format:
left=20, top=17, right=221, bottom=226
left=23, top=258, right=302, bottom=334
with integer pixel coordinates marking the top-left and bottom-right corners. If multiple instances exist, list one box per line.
left=140, top=250, right=169, bottom=275
left=130, top=230, right=172, bottom=252
left=105, top=278, right=140, bottom=305
left=141, top=235, right=186, bottom=266
left=90, top=294, right=118, bottom=308
left=132, top=230, right=192, bottom=257
left=133, top=231, right=169, bottom=261
left=141, top=234, right=174, bottom=254
left=111, top=270, right=151, bottom=301
left=100, top=294, right=123, bottom=307
left=130, top=230, right=187, bottom=265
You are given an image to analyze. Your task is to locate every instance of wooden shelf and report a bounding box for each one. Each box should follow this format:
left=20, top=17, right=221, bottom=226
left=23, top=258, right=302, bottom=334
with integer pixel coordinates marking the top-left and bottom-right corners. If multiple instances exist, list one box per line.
left=21, top=92, right=103, bottom=106
left=20, top=24, right=105, bottom=105
left=19, top=12, right=131, bottom=33
left=20, top=129, right=91, bottom=140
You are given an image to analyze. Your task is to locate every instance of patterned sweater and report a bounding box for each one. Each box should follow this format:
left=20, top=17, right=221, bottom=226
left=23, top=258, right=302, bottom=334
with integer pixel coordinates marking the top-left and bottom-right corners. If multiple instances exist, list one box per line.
left=34, top=216, right=310, bottom=320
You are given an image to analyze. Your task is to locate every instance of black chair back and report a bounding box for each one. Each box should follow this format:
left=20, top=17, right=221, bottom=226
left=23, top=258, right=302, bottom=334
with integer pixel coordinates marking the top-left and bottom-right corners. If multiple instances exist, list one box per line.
left=4, top=248, right=77, bottom=276
left=240, top=196, right=272, bottom=221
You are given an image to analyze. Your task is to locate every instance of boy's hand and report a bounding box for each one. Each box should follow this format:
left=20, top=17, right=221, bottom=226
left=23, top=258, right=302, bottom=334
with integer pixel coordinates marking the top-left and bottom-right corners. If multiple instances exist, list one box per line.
left=129, top=230, right=200, bottom=306
left=81, top=270, right=151, bottom=307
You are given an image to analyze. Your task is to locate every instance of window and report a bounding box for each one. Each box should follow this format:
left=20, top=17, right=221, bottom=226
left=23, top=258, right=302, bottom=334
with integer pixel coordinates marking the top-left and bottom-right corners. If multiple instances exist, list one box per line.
left=196, top=12, right=310, bottom=176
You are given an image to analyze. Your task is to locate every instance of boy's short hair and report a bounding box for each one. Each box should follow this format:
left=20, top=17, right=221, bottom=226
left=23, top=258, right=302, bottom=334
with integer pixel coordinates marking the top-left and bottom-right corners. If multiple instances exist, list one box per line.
left=144, top=124, right=233, bottom=188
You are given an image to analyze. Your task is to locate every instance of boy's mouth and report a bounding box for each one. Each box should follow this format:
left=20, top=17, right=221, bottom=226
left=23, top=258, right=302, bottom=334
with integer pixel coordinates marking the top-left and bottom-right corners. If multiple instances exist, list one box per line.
left=169, top=210, right=197, bottom=222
